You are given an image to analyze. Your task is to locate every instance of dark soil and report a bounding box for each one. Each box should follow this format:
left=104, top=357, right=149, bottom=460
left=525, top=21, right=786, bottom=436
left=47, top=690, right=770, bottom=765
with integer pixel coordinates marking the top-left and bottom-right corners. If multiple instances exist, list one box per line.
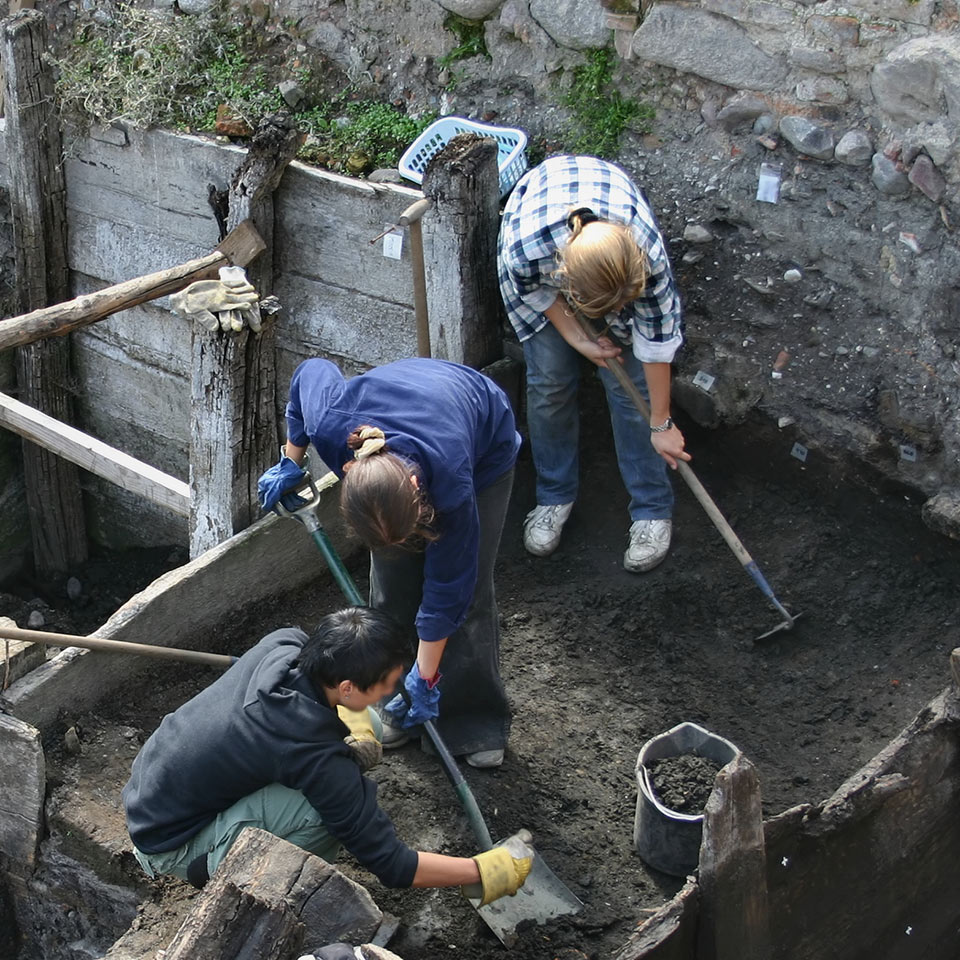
left=21, top=373, right=960, bottom=960
left=648, top=755, right=723, bottom=814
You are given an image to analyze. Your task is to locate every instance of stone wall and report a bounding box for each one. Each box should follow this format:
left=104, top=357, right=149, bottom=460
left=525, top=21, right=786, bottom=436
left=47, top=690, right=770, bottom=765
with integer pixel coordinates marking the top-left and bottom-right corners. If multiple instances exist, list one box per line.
left=253, top=0, right=960, bottom=533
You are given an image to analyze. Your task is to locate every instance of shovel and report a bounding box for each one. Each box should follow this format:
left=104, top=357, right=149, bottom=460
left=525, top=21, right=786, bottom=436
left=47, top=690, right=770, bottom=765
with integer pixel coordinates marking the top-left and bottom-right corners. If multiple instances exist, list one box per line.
left=273, top=475, right=583, bottom=946
left=575, top=314, right=802, bottom=641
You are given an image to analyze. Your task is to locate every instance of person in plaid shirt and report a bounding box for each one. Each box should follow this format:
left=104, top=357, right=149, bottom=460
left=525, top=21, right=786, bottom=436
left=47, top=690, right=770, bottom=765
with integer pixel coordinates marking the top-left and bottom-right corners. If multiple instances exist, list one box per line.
left=498, top=155, right=692, bottom=571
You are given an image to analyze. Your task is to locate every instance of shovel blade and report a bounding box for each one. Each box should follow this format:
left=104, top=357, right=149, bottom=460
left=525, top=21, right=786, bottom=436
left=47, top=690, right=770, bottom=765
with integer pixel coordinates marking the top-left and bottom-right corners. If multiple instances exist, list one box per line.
left=469, top=849, right=583, bottom=947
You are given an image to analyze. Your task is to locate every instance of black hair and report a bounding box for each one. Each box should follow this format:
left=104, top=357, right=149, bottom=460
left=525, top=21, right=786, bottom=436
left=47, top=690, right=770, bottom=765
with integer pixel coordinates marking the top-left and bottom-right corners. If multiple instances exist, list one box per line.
left=298, top=606, right=410, bottom=693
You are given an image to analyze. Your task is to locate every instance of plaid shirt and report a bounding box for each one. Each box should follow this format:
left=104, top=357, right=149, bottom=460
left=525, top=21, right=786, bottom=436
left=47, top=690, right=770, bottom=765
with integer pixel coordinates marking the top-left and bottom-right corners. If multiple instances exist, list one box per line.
left=497, top=155, right=683, bottom=363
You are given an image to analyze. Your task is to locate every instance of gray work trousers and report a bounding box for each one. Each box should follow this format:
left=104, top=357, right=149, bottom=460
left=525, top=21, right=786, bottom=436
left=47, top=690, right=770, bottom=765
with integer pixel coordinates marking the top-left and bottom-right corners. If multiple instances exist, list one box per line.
left=370, top=467, right=514, bottom=756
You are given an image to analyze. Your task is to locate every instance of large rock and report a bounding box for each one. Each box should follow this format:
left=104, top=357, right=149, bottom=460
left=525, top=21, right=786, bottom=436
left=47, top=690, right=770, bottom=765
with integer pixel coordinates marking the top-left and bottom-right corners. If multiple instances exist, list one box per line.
left=870, top=35, right=960, bottom=124
left=779, top=116, right=836, bottom=160
left=530, top=0, right=609, bottom=49
left=633, top=6, right=787, bottom=90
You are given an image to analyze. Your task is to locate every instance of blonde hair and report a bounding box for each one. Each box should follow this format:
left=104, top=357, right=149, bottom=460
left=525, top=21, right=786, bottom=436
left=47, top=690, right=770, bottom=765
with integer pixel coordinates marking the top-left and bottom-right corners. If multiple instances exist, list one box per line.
left=340, top=426, right=436, bottom=549
left=554, top=214, right=649, bottom=319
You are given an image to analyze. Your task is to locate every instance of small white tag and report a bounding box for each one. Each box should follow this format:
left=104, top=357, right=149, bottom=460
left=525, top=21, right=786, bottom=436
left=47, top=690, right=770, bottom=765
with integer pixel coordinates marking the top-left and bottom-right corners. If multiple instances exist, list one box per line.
left=383, top=229, right=403, bottom=260
left=899, top=444, right=917, bottom=462
left=692, top=370, right=715, bottom=392
left=790, top=442, right=808, bottom=463
left=756, top=162, right=782, bottom=204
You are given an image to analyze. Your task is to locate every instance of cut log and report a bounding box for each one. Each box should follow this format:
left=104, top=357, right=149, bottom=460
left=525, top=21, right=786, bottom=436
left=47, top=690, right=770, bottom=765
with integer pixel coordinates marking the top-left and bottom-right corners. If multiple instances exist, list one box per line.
left=696, top=754, right=771, bottom=960
left=189, top=114, right=297, bottom=557
left=0, top=221, right=265, bottom=353
left=3, top=9, right=87, bottom=573
left=163, top=828, right=383, bottom=960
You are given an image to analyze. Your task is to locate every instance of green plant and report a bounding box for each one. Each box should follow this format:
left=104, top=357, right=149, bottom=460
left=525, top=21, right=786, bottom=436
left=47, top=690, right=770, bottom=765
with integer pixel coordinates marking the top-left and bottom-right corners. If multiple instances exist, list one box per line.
left=562, top=49, right=654, bottom=157
left=297, top=98, right=435, bottom=175
left=437, top=14, right=489, bottom=69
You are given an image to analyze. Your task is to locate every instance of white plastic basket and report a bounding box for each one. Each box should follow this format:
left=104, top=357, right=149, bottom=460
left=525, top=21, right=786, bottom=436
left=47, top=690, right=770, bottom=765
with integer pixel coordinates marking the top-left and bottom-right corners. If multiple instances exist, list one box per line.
left=398, top=116, right=528, bottom=199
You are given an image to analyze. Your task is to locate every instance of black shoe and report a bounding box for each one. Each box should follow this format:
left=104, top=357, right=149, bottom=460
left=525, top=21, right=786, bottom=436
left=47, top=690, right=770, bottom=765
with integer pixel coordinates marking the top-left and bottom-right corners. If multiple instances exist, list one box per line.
left=186, top=853, right=209, bottom=889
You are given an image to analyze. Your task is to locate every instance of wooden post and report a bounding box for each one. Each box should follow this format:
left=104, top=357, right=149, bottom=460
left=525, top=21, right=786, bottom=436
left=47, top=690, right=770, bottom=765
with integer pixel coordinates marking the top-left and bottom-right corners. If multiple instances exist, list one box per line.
left=2, top=9, right=87, bottom=573
left=189, top=114, right=297, bottom=557
left=697, top=754, right=771, bottom=960
left=421, top=134, right=501, bottom=368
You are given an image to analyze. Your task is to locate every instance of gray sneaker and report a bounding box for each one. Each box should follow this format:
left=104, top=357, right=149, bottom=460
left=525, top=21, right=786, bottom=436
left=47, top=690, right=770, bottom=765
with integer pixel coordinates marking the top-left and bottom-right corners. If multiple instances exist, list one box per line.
left=624, top=519, right=672, bottom=572
left=523, top=502, right=574, bottom=556
left=465, top=748, right=504, bottom=768
left=381, top=718, right=412, bottom=749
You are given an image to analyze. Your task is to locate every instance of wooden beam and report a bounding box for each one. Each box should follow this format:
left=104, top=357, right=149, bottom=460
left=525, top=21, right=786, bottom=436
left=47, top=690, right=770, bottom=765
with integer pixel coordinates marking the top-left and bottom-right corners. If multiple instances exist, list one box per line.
left=3, top=8, right=87, bottom=573
left=697, top=754, right=771, bottom=960
left=0, top=390, right=190, bottom=516
left=0, top=221, right=265, bottom=353
left=189, top=115, right=295, bottom=557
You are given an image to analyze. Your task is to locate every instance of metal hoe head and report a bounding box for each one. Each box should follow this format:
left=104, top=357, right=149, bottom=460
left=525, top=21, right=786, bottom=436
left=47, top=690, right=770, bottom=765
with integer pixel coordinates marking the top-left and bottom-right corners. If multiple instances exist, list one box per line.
left=755, top=610, right=803, bottom=642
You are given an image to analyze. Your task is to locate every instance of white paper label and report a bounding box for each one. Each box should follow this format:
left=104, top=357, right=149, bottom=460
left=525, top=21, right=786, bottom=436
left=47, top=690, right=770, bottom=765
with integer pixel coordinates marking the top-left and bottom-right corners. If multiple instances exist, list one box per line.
left=693, top=370, right=716, bottom=392
left=790, top=442, right=808, bottom=463
left=383, top=230, right=403, bottom=260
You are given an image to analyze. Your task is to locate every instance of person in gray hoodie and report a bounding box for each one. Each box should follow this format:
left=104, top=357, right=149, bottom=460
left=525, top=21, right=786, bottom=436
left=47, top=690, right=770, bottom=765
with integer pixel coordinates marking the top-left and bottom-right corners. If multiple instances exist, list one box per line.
left=122, top=606, right=530, bottom=903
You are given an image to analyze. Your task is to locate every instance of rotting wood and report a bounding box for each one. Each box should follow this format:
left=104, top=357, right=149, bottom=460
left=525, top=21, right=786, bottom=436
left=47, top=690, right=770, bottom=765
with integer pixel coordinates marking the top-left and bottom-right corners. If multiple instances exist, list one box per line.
left=163, top=828, right=383, bottom=960
left=697, top=755, right=770, bottom=960
left=189, top=114, right=297, bottom=557
left=421, top=133, right=501, bottom=367
left=3, top=9, right=87, bottom=573
left=0, top=390, right=190, bottom=516
left=614, top=879, right=699, bottom=960
left=0, top=221, right=265, bottom=353
left=0, top=616, right=44, bottom=689
left=0, top=712, right=44, bottom=868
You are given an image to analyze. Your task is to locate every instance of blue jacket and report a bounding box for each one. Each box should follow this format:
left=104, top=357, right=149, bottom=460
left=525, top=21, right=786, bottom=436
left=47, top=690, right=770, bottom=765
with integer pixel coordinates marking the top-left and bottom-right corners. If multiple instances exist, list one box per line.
left=286, top=358, right=520, bottom=642
left=123, top=628, right=419, bottom=888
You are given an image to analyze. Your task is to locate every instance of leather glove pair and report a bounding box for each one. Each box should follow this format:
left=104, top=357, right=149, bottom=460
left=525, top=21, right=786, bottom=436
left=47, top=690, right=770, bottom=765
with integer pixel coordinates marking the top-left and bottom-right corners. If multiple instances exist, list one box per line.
left=257, top=455, right=307, bottom=512
left=461, top=843, right=534, bottom=906
left=170, top=269, right=262, bottom=333
left=337, top=705, right=383, bottom=773
left=383, top=662, right=441, bottom=729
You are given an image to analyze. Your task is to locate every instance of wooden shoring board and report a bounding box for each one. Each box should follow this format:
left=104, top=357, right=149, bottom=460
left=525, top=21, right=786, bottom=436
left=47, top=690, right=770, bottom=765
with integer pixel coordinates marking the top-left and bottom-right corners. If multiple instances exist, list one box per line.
left=0, top=390, right=190, bottom=516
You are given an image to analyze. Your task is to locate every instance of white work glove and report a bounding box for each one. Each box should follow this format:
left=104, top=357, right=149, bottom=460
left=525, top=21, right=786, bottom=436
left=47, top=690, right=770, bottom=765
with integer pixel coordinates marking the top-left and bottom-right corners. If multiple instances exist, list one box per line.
left=170, top=270, right=261, bottom=333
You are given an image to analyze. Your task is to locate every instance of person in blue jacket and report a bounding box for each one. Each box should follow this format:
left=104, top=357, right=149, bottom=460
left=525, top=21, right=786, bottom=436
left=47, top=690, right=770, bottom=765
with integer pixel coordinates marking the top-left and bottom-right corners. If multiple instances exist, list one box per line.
left=123, top=606, right=531, bottom=901
left=258, top=358, right=521, bottom=769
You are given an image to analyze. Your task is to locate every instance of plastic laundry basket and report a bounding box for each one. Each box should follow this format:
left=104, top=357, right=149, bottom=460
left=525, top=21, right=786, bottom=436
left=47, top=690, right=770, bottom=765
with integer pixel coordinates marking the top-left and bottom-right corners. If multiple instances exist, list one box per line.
left=398, top=116, right=528, bottom=199
left=633, top=722, right=741, bottom=877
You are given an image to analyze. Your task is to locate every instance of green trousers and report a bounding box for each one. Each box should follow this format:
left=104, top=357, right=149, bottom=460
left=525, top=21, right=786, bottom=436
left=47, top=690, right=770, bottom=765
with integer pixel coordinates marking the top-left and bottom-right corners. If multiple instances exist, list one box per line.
left=133, top=707, right=382, bottom=881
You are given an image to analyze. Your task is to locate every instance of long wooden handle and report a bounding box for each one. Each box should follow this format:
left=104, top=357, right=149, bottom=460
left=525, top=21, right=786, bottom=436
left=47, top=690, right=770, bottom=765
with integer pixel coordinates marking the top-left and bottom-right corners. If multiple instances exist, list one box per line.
left=0, top=221, right=265, bottom=352
left=0, top=625, right=234, bottom=668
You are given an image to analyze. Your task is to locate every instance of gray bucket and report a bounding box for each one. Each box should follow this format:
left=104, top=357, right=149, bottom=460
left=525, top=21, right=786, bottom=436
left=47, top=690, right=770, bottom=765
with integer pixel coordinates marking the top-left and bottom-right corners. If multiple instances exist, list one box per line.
left=633, top=721, right=741, bottom=877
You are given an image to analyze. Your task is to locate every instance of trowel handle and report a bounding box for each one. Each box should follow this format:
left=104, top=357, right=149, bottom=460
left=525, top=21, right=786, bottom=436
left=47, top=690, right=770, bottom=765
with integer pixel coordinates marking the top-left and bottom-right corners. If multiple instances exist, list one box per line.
left=422, top=719, right=495, bottom=850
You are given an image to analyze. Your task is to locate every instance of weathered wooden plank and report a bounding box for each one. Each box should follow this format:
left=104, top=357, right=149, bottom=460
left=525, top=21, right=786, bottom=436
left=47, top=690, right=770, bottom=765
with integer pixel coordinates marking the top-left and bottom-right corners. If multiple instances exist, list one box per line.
left=764, top=688, right=960, bottom=960
left=0, top=616, right=45, bottom=688
left=0, top=712, right=44, bottom=867
left=614, top=879, right=699, bottom=960
left=697, top=754, right=770, bottom=960
left=188, top=116, right=296, bottom=557
left=421, top=134, right=501, bottom=367
left=0, top=390, right=190, bottom=516
left=163, top=828, right=383, bottom=960
left=3, top=8, right=88, bottom=573
left=274, top=274, right=419, bottom=370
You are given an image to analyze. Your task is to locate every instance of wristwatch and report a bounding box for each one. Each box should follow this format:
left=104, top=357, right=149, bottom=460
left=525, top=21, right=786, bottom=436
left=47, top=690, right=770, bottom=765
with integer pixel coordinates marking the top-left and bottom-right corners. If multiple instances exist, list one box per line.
left=650, top=417, right=674, bottom=433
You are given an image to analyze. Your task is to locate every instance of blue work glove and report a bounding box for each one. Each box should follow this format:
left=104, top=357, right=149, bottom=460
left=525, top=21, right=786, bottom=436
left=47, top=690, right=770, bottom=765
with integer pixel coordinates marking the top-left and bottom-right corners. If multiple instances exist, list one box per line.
left=257, top=456, right=306, bottom=512
left=384, top=662, right=442, bottom=729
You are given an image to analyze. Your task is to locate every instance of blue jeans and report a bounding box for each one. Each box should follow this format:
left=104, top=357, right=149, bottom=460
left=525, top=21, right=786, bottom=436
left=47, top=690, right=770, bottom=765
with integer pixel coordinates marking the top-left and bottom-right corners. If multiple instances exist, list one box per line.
left=522, top=323, right=673, bottom=521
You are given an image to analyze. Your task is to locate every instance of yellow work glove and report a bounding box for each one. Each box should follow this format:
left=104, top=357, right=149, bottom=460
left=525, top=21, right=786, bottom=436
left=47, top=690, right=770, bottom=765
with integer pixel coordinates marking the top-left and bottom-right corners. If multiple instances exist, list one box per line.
left=462, top=845, right=533, bottom=906
left=338, top=705, right=383, bottom=773
left=170, top=276, right=261, bottom=333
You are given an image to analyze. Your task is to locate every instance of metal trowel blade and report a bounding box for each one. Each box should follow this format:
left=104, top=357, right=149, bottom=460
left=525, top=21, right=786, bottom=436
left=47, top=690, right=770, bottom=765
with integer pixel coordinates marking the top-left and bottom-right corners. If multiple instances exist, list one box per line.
left=469, top=848, right=583, bottom=948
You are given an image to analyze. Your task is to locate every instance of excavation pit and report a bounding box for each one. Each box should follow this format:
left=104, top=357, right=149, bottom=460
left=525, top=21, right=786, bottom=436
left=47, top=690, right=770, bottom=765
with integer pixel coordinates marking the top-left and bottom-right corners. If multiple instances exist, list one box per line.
left=2, top=391, right=959, bottom=960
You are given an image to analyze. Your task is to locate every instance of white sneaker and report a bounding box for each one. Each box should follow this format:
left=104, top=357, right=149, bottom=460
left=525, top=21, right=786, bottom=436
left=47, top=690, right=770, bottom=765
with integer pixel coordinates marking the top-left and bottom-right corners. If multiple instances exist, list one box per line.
left=624, top=519, right=672, bottom=572
left=381, top=718, right=412, bottom=749
left=465, top=748, right=504, bottom=769
left=523, top=502, right=574, bottom=556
